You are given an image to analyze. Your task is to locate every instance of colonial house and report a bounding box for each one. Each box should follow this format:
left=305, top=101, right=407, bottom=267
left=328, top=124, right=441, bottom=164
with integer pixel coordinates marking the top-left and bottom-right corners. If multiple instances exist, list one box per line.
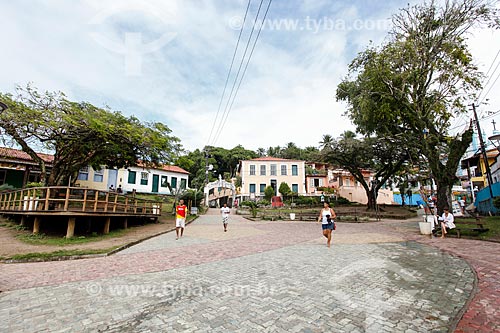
left=305, top=162, right=329, bottom=194
left=0, top=147, right=53, bottom=188
left=237, top=157, right=306, bottom=200
left=76, top=164, right=190, bottom=195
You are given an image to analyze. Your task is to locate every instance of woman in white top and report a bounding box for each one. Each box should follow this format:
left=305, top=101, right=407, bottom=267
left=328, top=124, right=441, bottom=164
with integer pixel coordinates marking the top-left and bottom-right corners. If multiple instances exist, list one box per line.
left=440, top=207, right=455, bottom=238
left=317, top=202, right=336, bottom=248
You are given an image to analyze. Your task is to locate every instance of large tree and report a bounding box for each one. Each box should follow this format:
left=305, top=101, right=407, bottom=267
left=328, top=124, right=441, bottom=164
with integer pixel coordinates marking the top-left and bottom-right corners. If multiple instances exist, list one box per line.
left=0, top=85, right=181, bottom=186
left=322, top=135, right=412, bottom=210
left=337, top=0, right=498, bottom=213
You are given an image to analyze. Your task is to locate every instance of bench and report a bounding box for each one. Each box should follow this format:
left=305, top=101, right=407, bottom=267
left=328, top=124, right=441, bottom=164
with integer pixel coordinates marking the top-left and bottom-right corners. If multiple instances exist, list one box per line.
left=439, top=217, right=488, bottom=238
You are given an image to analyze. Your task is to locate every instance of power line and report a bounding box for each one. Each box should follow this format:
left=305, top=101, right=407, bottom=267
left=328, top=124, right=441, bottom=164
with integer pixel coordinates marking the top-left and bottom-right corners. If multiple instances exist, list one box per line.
left=206, top=0, right=252, bottom=146
left=477, top=48, right=500, bottom=107
left=217, top=0, right=273, bottom=144
left=479, top=69, right=500, bottom=106
left=211, top=0, right=266, bottom=146
left=212, top=0, right=272, bottom=145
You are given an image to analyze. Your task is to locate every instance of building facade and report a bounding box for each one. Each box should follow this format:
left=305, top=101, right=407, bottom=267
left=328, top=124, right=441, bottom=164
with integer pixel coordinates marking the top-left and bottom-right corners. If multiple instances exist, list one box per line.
left=0, top=147, right=53, bottom=188
left=238, top=157, right=306, bottom=200
left=76, top=164, right=190, bottom=195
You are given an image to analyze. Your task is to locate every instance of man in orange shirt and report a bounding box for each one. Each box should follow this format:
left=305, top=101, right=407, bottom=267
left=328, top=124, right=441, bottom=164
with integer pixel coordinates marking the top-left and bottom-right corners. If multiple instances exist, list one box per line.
left=175, top=199, right=187, bottom=240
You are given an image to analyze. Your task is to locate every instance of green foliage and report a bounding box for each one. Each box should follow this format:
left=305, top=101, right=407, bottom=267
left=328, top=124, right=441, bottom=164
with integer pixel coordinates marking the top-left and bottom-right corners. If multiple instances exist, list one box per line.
left=25, top=182, right=44, bottom=188
left=317, top=187, right=336, bottom=194
left=181, top=189, right=203, bottom=207
left=0, top=85, right=182, bottom=186
left=335, top=0, right=498, bottom=211
left=493, top=197, right=500, bottom=210
left=257, top=199, right=270, bottom=207
left=240, top=200, right=257, bottom=208
left=264, top=186, right=275, bottom=201
left=0, top=184, right=14, bottom=191
left=278, top=182, right=291, bottom=196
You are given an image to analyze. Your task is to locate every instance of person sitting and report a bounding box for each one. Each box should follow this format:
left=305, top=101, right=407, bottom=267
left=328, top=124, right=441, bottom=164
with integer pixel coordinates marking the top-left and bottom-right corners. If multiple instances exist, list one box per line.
left=117, top=185, right=123, bottom=194
left=439, top=207, right=455, bottom=238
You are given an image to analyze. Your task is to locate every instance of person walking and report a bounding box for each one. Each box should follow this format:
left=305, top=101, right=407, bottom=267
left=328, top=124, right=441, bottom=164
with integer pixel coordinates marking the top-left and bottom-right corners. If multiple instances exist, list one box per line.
left=317, top=202, right=336, bottom=248
left=175, top=199, right=187, bottom=240
left=220, top=203, right=230, bottom=232
left=439, top=207, right=456, bottom=238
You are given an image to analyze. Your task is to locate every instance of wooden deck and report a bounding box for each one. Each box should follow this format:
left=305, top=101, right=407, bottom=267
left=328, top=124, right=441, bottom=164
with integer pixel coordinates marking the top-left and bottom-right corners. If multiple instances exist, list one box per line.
left=0, top=186, right=163, bottom=237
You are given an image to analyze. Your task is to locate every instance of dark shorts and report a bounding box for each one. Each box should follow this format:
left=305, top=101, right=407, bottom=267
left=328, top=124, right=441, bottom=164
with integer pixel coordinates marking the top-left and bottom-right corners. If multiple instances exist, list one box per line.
left=322, top=223, right=334, bottom=230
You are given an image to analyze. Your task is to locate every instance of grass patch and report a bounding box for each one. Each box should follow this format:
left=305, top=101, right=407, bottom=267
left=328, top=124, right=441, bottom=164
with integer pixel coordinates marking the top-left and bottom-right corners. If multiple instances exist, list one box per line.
left=7, top=247, right=118, bottom=261
left=451, top=216, right=500, bottom=241
left=16, top=229, right=127, bottom=246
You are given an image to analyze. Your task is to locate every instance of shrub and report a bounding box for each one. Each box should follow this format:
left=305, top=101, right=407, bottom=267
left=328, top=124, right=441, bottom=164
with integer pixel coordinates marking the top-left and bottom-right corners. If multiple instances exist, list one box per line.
left=264, top=186, right=275, bottom=201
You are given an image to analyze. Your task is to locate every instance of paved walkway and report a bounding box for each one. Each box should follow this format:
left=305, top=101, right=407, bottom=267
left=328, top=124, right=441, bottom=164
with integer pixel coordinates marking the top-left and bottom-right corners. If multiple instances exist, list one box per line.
left=0, top=210, right=498, bottom=332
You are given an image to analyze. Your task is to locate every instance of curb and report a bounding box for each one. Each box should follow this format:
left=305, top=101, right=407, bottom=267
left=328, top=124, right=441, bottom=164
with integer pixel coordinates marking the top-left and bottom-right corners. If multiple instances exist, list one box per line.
left=1, top=216, right=200, bottom=264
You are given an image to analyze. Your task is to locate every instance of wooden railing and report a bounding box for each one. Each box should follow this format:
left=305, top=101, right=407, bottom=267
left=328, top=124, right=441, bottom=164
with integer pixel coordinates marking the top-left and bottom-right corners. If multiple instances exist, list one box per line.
left=0, top=186, right=162, bottom=216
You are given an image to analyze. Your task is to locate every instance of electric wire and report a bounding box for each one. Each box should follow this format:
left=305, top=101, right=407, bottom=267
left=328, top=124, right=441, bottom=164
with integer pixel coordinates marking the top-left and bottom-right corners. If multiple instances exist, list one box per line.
left=216, top=0, right=273, bottom=144
left=212, top=0, right=272, bottom=146
left=211, top=0, right=266, bottom=146
left=206, top=0, right=252, bottom=147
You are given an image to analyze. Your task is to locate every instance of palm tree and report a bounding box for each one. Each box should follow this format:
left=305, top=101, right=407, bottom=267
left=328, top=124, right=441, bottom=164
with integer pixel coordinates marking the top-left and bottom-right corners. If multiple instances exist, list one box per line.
left=319, top=134, right=335, bottom=150
left=340, top=130, right=356, bottom=140
left=256, top=148, right=266, bottom=157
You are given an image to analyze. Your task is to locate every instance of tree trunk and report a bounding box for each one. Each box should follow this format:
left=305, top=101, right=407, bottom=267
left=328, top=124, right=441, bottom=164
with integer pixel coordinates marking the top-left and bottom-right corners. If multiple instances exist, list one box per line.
left=435, top=181, right=452, bottom=216
left=366, top=189, right=377, bottom=210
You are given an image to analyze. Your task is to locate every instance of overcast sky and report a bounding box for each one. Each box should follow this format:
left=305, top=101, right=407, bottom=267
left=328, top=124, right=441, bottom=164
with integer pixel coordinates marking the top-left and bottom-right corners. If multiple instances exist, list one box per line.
left=1, top=0, right=499, bottom=153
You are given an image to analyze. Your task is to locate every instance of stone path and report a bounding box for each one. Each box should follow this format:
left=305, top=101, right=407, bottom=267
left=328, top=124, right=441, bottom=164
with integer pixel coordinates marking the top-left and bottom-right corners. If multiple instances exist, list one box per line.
left=0, top=210, right=497, bottom=332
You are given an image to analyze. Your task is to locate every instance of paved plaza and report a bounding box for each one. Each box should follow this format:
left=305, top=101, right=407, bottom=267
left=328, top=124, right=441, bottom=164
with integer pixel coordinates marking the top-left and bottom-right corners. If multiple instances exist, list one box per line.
left=0, top=210, right=498, bottom=332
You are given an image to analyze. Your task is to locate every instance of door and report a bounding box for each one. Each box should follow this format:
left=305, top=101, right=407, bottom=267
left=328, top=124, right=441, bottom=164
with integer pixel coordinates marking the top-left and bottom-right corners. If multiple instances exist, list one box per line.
left=270, top=179, right=277, bottom=196
left=152, top=174, right=159, bottom=193
left=107, top=169, right=118, bottom=190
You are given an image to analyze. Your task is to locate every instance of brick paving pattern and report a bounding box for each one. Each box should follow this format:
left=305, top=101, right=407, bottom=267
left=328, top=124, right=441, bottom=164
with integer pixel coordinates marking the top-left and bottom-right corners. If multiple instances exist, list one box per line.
left=0, top=210, right=497, bottom=332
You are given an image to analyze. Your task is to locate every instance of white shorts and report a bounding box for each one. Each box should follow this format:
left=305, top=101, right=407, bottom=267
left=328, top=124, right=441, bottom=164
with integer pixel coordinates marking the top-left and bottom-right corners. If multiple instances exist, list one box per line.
left=222, top=216, right=229, bottom=224
left=176, top=217, right=186, bottom=228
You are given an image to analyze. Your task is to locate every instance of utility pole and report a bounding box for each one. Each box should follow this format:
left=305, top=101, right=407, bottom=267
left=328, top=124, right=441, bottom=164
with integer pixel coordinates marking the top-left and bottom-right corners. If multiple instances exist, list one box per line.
left=472, top=104, right=494, bottom=199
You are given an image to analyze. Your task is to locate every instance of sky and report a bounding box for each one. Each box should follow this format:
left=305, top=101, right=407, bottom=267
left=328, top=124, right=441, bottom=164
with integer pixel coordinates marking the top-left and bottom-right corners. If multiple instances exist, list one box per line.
left=0, top=0, right=499, bottom=154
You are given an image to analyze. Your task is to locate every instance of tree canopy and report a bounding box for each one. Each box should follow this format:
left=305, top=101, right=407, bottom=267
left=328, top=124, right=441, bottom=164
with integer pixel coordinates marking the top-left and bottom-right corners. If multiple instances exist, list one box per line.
left=0, top=85, right=182, bottom=185
left=336, top=0, right=498, bottom=212
left=322, top=135, right=414, bottom=210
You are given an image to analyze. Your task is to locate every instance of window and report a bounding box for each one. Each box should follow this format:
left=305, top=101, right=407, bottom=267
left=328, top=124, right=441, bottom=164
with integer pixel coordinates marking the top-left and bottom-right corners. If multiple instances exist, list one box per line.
left=250, top=165, right=256, bottom=176
left=140, top=172, right=148, bottom=185
left=292, top=165, right=298, bottom=176
left=260, top=165, right=266, bottom=175
left=250, top=184, right=256, bottom=193
left=0, top=170, right=5, bottom=185
left=93, top=168, right=104, bottom=182
left=260, top=184, right=266, bottom=193
left=171, top=177, right=177, bottom=189
left=281, top=165, right=287, bottom=175
left=128, top=170, right=137, bottom=184
left=77, top=166, right=89, bottom=181
left=292, top=184, right=298, bottom=193
left=180, top=178, right=187, bottom=189
left=270, top=164, right=277, bottom=176
left=161, top=175, right=168, bottom=187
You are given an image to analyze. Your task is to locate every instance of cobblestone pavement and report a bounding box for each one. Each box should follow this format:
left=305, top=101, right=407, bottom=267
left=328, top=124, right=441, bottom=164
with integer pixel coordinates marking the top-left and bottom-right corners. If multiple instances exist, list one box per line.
left=0, top=211, right=492, bottom=332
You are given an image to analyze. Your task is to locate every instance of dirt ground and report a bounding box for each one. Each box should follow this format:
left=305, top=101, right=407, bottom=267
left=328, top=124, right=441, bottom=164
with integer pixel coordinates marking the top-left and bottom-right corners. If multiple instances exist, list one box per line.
left=0, top=219, right=176, bottom=258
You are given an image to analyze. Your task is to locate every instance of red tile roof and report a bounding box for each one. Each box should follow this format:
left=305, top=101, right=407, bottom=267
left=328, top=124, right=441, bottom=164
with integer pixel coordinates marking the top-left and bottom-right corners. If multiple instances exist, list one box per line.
left=248, top=157, right=304, bottom=162
left=136, top=161, right=190, bottom=174
left=0, top=147, right=54, bottom=163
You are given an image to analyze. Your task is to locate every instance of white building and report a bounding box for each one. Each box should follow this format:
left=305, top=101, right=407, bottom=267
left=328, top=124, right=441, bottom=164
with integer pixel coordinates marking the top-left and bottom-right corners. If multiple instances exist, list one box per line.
left=76, top=164, right=189, bottom=195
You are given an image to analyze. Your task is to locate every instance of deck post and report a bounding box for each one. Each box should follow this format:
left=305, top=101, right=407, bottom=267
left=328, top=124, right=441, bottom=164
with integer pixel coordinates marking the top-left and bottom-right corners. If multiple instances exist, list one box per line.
left=103, top=217, right=111, bottom=234
left=33, top=217, right=41, bottom=234
left=20, top=215, right=26, bottom=227
left=123, top=217, right=128, bottom=229
left=66, top=217, right=76, bottom=238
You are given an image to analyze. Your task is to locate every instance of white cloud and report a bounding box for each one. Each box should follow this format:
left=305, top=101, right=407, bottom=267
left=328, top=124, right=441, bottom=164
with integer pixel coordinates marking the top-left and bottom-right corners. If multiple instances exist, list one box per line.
left=0, top=0, right=498, bottom=154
